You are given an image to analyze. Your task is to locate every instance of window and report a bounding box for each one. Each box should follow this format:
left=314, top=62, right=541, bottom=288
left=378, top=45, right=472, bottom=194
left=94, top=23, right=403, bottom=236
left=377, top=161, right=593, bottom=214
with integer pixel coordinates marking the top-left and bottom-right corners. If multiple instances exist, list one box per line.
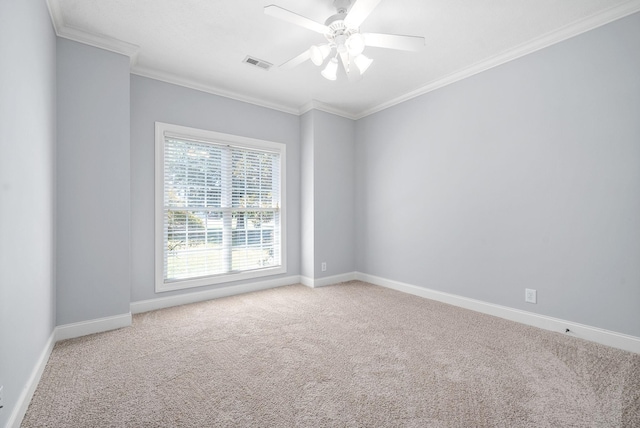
left=155, top=122, right=286, bottom=292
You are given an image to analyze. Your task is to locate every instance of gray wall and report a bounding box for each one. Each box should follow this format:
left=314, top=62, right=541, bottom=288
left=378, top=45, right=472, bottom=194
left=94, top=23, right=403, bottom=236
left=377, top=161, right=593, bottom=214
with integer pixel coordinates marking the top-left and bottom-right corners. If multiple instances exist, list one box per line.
left=56, top=39, right=131, bottom=325
left=355, top=12, right=640, bottom=337
left=300, top=111, right=315, bottom=279
left=0, top=0, right=57, bottom=425
left=2, top=13, right=637, bottom=428
left=130, top=75, right=301, bottom=302
left=312, top=111, right=356, bottom=278
left=299, top=110, right=356, bottom=281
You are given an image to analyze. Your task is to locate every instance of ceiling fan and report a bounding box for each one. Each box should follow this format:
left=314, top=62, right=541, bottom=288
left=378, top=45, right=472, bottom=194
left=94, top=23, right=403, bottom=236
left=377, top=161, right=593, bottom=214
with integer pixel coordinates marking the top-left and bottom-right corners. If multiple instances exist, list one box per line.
left=264, top=0, right=425, bottom=81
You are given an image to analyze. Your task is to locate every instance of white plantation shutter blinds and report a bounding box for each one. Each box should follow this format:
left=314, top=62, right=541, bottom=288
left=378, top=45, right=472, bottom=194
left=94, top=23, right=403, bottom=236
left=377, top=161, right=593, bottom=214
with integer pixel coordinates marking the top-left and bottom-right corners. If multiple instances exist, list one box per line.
left=162, top=135, right=281, bottom=283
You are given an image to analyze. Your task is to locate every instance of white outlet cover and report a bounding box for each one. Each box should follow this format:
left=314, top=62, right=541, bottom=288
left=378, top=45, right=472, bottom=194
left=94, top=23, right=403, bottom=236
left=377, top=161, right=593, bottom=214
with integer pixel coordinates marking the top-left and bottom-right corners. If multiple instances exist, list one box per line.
left=525, top=288, right=537, bottom=304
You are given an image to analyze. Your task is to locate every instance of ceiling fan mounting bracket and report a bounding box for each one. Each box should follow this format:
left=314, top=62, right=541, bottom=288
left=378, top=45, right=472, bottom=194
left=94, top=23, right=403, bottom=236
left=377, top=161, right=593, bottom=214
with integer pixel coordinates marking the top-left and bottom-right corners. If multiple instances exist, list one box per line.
left=333, top=0, right=352, bottom=15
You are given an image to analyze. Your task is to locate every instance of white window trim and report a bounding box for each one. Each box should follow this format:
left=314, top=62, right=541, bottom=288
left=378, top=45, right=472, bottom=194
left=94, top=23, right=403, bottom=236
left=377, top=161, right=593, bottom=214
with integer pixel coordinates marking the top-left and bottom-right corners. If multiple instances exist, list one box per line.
left=155, top=122, right=287, bottom=293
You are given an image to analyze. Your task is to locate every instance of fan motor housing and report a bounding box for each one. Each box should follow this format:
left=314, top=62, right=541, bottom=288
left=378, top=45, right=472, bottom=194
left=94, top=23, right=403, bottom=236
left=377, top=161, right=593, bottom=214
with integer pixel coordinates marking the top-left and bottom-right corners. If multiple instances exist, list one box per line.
left=325, top=21, right=357, bottom=49
left=325, top=13, right=347, bottom=27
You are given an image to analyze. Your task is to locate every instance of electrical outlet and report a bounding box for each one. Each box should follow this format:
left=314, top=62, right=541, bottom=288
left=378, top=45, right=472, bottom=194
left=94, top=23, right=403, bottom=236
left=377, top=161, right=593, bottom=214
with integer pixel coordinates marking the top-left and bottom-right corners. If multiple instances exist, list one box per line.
left=525, top=288, right=537, bottom=304
left=321, top=262, right=327, bottom=272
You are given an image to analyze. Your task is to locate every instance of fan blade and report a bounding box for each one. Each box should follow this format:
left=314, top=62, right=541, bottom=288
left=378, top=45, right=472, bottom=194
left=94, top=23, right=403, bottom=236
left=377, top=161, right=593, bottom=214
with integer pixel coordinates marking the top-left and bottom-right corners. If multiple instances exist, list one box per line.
left=264, top=5, right=329, bottom=34
left=279, top=49, right=311, bottom=70
left=339, top=52, right=361, bottom=82
left=363, top=33, right=425, bottom=51
left=344, top=0, right=383, bottom=28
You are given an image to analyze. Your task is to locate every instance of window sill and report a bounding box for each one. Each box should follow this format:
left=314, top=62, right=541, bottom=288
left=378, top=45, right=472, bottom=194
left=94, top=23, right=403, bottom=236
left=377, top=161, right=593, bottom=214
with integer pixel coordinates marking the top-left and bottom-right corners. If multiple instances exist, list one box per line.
left=155, top=265, right=287, bottom=293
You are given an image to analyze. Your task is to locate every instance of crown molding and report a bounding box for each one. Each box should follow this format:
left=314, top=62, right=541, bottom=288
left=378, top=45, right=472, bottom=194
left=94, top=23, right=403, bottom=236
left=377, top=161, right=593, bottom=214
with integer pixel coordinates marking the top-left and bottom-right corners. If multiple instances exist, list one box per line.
left=58, top=24, right=140, bottom=62
left=131, top=66, right=301, bottom=116
left=300, top=100, right=357, bottom=120
left=46, top=0, right=640, bottom=121
left=46, top=0, right=297, bottom=115
left=46, top=0, right=140, bottom=63
left=355, top=0, right=640, bottom=119
left=45, top=0, right=64, bottom=33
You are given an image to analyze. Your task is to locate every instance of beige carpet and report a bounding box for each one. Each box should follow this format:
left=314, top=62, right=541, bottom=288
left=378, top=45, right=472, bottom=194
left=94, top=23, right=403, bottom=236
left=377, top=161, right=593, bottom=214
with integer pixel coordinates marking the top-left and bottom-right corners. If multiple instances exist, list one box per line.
left=23, top=282, right=639, bottom=427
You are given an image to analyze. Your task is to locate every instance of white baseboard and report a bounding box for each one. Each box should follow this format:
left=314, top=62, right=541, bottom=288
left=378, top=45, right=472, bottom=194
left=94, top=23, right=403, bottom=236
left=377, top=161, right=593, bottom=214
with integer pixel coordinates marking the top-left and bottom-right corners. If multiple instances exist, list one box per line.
left=6, top=331, right=56, bottom=428
left=7, top=272, right=638, bottom=428
left=130, top=275, right=302, bottom=314
left=356, top=272, right=640, bottom=354
left=300, top=272, right=357, bottom=288
left=54, top=313, right=132, bottom=342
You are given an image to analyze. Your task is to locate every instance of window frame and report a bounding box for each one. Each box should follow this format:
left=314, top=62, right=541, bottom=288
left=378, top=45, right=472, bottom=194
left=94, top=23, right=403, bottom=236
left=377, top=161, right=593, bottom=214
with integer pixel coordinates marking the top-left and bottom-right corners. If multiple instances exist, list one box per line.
left=155, top=122, right=287, bottom=292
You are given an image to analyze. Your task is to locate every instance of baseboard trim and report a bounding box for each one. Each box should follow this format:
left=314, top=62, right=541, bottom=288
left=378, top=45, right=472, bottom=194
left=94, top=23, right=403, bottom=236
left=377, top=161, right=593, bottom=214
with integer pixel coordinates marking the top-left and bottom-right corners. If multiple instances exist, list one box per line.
left=300, top=272, right=357, bottom=288
left=54, top=313, right=132, bottom=342
left=6, top=331, right=56, bottom=428
left=356, top=272, right=640, bottom=354
left=130, top=275, right=302, bottom=314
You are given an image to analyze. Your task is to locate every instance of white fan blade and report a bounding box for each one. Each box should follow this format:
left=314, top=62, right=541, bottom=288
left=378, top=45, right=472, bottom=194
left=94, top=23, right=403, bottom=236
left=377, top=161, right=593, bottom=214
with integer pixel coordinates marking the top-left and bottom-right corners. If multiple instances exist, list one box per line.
left=280, top=49, right=311, bottom=70
left=264, top=5, right=329, bottom=34
left=339, top=52, right=361, bottom=82
left=363, top=33, right=425, bottom=51
left=344, top=0, right=383, bottom=28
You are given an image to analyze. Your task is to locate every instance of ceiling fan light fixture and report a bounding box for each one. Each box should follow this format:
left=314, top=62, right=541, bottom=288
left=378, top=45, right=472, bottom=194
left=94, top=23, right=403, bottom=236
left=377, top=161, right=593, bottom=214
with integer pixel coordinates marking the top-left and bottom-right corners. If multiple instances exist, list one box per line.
left=310, top=44, right=331, bottom=66
left=266, top=0, right=425, bottom=81
left=353, top=54, right=373, bottom=74
left=335, top=34, right=348, bottom=53
left=321, top=57, right=339, bottom=80
left=346, top=33, right=365, bottom=56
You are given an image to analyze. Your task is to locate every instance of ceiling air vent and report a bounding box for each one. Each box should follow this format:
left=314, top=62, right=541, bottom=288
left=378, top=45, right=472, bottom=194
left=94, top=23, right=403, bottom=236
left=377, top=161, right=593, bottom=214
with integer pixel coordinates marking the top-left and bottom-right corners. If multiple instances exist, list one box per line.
left=243, top=56, right=273, bottom=71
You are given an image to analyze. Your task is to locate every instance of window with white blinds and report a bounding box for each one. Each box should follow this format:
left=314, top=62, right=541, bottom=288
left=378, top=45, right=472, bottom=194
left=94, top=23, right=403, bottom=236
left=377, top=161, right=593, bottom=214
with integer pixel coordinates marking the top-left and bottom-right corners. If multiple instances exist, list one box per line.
left=155, top=122, right=286, bottom=292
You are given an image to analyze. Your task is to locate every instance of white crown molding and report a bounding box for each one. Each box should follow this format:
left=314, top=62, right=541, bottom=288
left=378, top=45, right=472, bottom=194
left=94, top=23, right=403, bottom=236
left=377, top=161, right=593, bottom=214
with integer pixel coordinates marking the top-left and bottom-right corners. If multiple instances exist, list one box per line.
left=46, top=0, right=140, bottom=63
left=356, top=272, right=640, bottom=354
left=45, top=0, right=301, bottom=116
left=131, top=66, right=301, bottom=116
left=46, top=0, right=640, bottom=120
left=300, top=100, right=357, bottom=120
left=355, top=0, right=640, bottom=119
left=45, top=0, right=64, bottom=34
left=58, top=24, right=140, bottom=63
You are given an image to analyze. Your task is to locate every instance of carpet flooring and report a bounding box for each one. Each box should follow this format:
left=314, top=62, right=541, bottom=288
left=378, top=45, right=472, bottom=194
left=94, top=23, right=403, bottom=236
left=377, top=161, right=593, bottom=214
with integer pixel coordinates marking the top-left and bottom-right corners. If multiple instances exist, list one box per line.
left=22, top=282, right=639, bottom=427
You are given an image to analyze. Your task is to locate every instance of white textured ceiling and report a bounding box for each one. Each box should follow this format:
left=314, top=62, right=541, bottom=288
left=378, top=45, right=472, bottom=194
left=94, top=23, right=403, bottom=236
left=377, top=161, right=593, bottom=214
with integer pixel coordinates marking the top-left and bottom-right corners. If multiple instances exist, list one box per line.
left=47, top=0, right=640, bottom=118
